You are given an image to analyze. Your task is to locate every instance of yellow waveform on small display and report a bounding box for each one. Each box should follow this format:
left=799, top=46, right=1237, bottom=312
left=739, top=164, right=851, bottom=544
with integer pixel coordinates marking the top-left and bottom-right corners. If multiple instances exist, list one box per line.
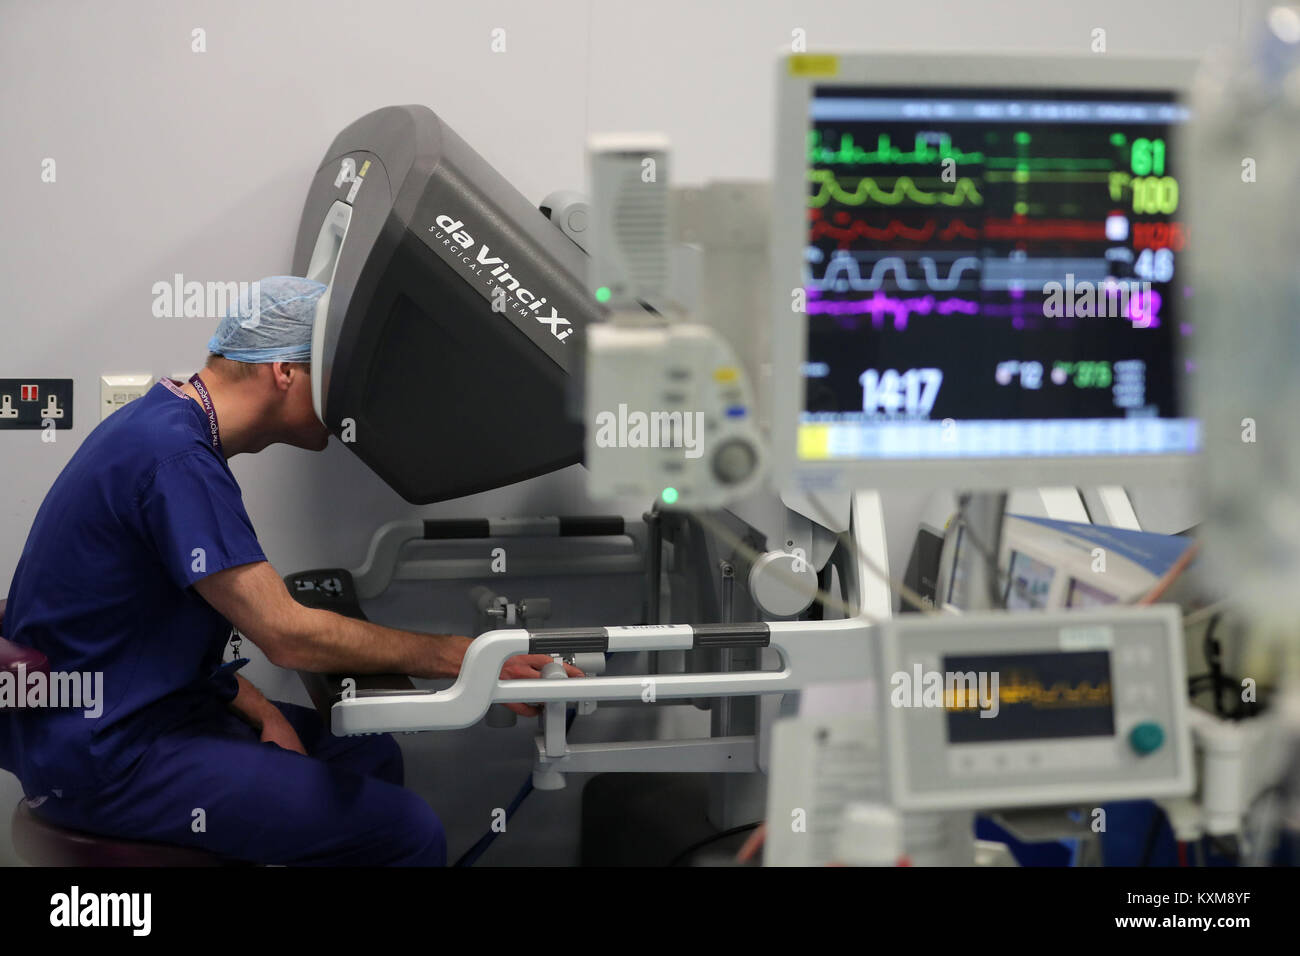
left=945, top=675, right=1112, bottom=711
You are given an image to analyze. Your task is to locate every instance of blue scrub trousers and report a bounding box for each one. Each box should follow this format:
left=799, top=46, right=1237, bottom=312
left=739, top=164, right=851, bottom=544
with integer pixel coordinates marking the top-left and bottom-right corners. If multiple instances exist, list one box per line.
left=28, top=700, right=447, bottom=866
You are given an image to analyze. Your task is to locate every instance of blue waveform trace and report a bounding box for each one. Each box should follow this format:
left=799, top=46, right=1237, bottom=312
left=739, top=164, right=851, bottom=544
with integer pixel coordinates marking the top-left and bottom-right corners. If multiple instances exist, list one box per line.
left=814, top=253, right=983, bottom=292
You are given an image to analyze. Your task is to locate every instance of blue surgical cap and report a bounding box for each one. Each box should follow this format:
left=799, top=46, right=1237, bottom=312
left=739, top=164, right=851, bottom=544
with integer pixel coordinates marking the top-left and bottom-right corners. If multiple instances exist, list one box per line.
left=206, top=275, right=327, bottom=363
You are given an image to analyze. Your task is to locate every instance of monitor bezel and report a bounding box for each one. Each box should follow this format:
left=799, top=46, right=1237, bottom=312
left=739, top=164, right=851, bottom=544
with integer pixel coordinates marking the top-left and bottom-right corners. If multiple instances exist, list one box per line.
left=770, top=51, right=1201, bottom=493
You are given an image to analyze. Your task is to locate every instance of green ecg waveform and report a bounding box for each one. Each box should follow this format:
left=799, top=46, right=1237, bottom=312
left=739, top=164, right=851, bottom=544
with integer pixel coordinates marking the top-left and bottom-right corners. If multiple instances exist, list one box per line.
left=807, top=169, right=984, bottom=207
left=808, top=131, right=985, bottom=165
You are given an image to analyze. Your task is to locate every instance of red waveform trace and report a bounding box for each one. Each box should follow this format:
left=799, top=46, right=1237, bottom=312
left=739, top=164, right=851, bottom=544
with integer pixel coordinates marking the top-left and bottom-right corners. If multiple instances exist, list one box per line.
left=941, top=221, right=977, bottom=240
left=938, top=220, right=980, bottom=241
left=808, top=215, right=980, bottom=243
left=809, top=210, right=1116, bottom=243
left=983, top=218, right=1106, bottom=241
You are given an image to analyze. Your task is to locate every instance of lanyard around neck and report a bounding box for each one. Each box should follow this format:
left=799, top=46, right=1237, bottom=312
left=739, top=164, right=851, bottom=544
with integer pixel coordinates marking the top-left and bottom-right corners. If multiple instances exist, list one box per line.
left=162, top=374, right=223, bottom=456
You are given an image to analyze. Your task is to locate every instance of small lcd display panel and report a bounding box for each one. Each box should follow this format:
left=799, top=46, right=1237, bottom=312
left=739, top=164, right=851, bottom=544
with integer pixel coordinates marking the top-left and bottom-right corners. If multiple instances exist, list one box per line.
left=943, top=650, right=1115, bottom=743
left=1067, top=577, right=1119, bottom=608
left=799, top=87, right=1196, bottom=463
left=1004, top=550, right=1054, bottom=609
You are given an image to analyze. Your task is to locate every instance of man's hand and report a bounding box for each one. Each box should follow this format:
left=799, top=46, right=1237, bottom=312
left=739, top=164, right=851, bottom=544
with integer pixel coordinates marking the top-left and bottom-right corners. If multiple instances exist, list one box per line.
left=736, top=822, right=766, bottom=864
left=229, top=673, right=306, bottom=754
left=497, top=654, right=584, bottom=717
left=260, top=711, right=308, bottom=755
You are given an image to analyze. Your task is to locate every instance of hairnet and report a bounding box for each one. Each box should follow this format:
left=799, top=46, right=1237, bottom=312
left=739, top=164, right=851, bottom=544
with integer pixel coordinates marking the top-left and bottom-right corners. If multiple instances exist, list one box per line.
left=206, top=275, right=327, bottom=363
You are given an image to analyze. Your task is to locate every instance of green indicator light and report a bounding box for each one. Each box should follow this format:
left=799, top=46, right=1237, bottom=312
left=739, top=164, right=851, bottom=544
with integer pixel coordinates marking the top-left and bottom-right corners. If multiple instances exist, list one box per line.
left=661, top=487, right=679, bottom=505
left=1014, top=131, right=1031, bottom=145
left=1013, top=201, right=1029, bottom=215
left=595, top=286, right=612, bottom=303
left=1110, top=132, right=1127, bottom=147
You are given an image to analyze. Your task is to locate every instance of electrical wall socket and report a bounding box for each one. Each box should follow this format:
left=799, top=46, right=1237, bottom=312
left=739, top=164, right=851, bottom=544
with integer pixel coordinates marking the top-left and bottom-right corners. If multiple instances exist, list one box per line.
left=0, top=379, right=74, bottom=430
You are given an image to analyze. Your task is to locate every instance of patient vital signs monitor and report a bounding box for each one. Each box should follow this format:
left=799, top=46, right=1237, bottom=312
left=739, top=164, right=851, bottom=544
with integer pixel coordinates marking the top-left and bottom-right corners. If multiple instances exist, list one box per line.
left=771, top=54, right=1200, bottom=491
left=876, top=606, right=1192, bottom=811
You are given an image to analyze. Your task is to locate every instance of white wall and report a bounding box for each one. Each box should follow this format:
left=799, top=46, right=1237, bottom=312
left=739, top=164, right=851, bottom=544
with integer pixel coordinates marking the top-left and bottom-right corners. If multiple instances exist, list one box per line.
left=0, top=0, right=1244, bottom=865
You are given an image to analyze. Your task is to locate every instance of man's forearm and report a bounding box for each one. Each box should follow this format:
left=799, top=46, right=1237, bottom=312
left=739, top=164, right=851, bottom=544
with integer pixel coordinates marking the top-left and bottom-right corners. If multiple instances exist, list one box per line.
left=191, top=561, right=471, bottom=680
left=277, top=609, right=469, bottom=680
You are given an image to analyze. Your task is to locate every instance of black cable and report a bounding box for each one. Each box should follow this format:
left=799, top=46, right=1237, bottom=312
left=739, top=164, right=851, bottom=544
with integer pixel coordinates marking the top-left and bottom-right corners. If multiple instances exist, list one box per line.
left=1206, top=833, right=1240, bottom=863
left=667, top=822, right=760, bottom=867
left=1138, top=804, right=1168, bottom=867
left=1203, top=614, right=1225, bottom=717
left=1190, top=670, right=1268, bottom=721
left=1190, top=614, right=1269, bottom=721
left=454, top=773, right=534, bottom=868
left=454, top=706, right=578, bottom=867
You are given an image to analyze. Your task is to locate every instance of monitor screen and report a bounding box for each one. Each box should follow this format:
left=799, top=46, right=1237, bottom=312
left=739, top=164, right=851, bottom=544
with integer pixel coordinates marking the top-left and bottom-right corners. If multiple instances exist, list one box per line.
left=943, top=650, right=1115, bottom=744
left=797, top=86, right=1197, bottom=464
left=1004, top=549, right=1054, bottom=609
left=1067, top=577, right=1119, bottom=608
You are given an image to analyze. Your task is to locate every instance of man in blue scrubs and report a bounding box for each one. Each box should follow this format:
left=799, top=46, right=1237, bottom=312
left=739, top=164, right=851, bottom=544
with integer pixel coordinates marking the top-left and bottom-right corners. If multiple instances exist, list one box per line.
left=0, top=276, right=569, bottom=865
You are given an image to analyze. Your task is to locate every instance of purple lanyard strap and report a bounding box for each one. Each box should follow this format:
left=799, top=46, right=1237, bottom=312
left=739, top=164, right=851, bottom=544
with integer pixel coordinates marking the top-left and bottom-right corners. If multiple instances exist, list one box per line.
left=162, top=375, right=223, bottom=455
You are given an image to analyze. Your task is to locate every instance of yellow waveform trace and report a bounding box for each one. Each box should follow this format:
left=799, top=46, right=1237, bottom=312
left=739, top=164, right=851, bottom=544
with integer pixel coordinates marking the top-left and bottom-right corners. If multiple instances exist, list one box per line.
left=807, top=169, right=984, bottom=207
left=946, top=687, right=984, bottom=710
left=944, top=675, right=1112, bottom=711
left=998, top=675, right=1112, bottom=708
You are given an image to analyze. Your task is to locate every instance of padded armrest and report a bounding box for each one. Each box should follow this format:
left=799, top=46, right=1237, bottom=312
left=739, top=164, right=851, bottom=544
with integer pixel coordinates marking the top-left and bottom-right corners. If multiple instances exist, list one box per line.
left=283, top=568, right=415, bottom=724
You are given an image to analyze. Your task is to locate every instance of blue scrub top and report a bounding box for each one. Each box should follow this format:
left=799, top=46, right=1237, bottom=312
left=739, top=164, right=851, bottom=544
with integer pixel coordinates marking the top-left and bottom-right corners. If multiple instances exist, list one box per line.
left=0, top=381, right=266, bottom=796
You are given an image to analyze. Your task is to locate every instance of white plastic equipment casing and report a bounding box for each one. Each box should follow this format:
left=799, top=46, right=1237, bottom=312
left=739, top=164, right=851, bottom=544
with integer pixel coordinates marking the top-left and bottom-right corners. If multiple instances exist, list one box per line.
left=875, top=605, right=1194, bottom=811
left=586, top=133, right=671, bottom=310
left=583, top=322, right=766, bottom=508
left=835, top=802, right=905, bottom=866
left=1187, top=706, right=1287, bottom=836
left=100, top=374, right=154, bottom=420
left=305, top=200, right=353, bottom=421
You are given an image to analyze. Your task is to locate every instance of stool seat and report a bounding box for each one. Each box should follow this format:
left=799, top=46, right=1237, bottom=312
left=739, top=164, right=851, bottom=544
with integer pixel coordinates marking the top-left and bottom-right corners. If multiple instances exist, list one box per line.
left=4, top=605, right=244, bottom=866
left=12, top=801, right=232, bottom=867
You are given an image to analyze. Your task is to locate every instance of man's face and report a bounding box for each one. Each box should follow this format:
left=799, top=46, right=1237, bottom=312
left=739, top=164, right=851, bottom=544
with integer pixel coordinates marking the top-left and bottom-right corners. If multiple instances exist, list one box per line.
left=282, top=364, right=330, bottom=451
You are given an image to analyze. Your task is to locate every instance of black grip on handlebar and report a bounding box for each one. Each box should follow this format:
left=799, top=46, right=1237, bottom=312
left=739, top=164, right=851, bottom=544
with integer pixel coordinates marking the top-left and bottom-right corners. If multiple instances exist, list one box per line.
left=692, top=623, right=771, bottom=648
left=528, top=628, right=608, bottom=654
